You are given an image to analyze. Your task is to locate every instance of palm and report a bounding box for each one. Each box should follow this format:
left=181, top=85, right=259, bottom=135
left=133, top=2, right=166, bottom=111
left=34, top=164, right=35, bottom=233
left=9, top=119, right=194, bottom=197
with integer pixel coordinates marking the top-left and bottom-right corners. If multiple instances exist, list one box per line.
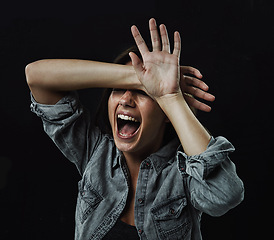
left=130, top=18, right=215, bottom=112
left=129, top=19, right=181, bottom=100
left=139, top=52, right=180, bottom=98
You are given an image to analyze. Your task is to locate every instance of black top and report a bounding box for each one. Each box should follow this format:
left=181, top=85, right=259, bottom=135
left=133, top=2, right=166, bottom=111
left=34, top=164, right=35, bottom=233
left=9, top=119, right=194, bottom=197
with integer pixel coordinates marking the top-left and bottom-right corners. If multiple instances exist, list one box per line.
left=103, top=219, right=140, bottom=240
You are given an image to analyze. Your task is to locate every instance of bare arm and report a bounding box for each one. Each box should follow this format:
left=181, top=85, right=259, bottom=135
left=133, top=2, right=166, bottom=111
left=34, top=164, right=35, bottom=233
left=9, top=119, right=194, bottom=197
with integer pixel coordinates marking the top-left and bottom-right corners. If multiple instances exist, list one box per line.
left=25, top=59, right=138, bottom=104
left=157, top=93, right=210, bottom=155
left=129, top=18, right=211, bottom=155
left=26, top=59, right=214, bottom=110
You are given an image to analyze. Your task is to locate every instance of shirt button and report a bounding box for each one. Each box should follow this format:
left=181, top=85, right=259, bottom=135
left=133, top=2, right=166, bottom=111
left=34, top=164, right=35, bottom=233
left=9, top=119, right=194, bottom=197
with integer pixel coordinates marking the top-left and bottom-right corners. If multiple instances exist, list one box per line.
left=145, top=162, right=150, bottom=167
left=138, top=198, right=144, bottom=204
left=138, top=229, right=143, bottom=234
left=170, top=208, right=175, bottom=215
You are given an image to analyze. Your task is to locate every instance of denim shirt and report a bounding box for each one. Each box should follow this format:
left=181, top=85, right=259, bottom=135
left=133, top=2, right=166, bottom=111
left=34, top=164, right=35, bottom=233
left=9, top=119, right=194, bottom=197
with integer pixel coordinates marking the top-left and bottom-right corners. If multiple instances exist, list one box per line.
left=30, top=92, right=244, bottom=240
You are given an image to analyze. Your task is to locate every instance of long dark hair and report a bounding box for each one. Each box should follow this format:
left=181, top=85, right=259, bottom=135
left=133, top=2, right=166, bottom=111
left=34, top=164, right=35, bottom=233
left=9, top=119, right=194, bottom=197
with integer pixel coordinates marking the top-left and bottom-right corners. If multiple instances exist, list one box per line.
left=95, top=45, right=195, bottom=144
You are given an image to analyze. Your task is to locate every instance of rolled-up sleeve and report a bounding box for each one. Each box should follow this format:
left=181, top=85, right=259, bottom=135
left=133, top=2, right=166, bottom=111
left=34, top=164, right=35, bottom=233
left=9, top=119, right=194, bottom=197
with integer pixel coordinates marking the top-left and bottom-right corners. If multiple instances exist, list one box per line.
left=30, top=92, right=102, bottom=175
left=178, top=136, right=244, bottom=216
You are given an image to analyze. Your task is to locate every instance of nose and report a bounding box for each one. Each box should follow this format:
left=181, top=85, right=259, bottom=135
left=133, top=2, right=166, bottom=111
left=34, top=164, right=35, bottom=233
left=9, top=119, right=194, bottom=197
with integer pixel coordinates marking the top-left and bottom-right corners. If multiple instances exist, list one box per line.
left=119, top=90, right=136, bottom=108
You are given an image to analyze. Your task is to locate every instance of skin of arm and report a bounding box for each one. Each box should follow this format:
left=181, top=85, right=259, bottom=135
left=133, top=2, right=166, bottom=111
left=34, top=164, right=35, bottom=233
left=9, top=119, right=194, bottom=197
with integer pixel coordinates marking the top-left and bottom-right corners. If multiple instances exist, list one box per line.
left=26, top=59, right=214, bottom=108
left=157, top=93, right=211, bottom=156
left=25, top=59, right=139, bottom=104
left=129, top=18, right=211, bottom=156
left=25, top=19, right=213, bottom=155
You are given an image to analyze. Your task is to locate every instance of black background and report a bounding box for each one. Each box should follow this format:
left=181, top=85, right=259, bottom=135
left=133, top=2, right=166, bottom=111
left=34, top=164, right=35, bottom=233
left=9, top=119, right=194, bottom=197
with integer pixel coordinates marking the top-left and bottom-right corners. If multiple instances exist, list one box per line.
left=0, top=0, right=273, bottom=239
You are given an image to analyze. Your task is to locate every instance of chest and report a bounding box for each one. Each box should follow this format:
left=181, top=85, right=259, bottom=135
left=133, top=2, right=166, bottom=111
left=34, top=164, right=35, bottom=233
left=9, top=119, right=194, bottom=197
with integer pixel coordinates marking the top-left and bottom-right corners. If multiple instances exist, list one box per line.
left=119, top=159, right=187, bottom=226
left=120, top=180, right=137, bottom=226
left=77, top=159, right=193, bottom=239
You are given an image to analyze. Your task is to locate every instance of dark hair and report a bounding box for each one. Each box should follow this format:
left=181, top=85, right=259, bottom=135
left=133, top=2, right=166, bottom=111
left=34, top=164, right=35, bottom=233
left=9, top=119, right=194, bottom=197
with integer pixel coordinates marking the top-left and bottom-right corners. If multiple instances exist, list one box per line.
left=95, top=46, right=196, bottom=144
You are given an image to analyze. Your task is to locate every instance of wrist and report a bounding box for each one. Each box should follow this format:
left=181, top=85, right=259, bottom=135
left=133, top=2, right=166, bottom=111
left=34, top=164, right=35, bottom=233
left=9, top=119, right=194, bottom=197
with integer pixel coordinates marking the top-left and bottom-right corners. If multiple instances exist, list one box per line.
left=156, top=91, right=186, bottom=109
left=123, top=65, right=142, bottom=90
left=156, top=92, right=192, bottom=123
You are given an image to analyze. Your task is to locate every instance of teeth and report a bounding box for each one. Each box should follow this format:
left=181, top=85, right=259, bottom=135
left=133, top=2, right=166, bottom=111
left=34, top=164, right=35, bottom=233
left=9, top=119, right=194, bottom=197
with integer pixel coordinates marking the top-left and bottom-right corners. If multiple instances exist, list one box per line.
left=119, top=132, right=131, bottom=137
left=118, top=114, right=139, bottom=122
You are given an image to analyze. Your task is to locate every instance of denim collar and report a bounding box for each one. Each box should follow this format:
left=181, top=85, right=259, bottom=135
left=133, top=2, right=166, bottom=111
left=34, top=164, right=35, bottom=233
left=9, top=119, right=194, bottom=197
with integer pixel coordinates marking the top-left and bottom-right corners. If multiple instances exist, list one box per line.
left=149, top=138, right=180, bottom=175
left=112, top=137, right=180, bottom=175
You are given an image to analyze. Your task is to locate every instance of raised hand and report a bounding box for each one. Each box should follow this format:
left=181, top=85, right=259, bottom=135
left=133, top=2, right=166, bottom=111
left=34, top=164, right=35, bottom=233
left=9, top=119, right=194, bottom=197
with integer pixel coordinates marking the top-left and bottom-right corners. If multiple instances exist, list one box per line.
left=129, top=18, right=181, bottom=100
left=129, top=18, right=215, bottom=112
left=130, top=18, right=213, bottom=156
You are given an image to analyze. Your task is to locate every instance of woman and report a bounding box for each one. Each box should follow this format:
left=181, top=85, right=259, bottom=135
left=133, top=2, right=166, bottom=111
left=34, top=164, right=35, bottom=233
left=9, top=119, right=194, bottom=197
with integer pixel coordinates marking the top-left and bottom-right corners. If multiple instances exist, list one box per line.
left=26, top=18, right=244, bottom=240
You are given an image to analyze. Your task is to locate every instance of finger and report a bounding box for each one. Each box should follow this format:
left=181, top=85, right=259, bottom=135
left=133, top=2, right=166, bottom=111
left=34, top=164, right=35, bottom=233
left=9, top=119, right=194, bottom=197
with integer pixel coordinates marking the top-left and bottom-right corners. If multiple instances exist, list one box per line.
left=149, top=18, right=161, bottom=51
left=184, top=75, right=209, bottom=91
left=185, top=85, right=215, bottom=101
left=131, top=25, right=149, bottom=56
left=173, top=31, right=181, bottom=58
left=159, top=24, right=170, bottom=53
left=180, top=66, right=203, bottom=79
left=129, top=52, right=144, bottom=75
left=184, top=94, right=212, bottom=112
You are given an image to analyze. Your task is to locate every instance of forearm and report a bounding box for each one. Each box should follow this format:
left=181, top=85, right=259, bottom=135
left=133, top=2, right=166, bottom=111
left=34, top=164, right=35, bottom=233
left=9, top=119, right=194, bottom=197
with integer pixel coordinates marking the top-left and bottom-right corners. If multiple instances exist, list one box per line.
left=157, top=93, right=211, bottom=156
left=25, top=59, right=139, bottom=104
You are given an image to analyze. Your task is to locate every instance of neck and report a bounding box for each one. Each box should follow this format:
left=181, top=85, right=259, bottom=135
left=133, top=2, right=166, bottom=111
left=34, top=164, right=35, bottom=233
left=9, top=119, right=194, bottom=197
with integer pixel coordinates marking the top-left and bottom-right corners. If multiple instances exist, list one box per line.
left=122, top=140, right=163, bottom=182
left=122, top=152, right=143, bottom=181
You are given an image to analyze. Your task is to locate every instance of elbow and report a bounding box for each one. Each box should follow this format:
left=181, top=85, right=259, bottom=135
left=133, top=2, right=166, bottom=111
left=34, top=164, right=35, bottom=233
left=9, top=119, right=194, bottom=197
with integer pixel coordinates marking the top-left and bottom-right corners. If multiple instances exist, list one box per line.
left=25, top=62, right=34, bottom=88
left=211, top=182, right=245, bottom=217
left=25, top=62, right=37, bottom=88
left=192, top=180, right=245, bottom=217
left=228, top=179, right=245, bottom=210
left=211, top=184, right=244, bottom=217
left=25, top=60, right=45, bottom=88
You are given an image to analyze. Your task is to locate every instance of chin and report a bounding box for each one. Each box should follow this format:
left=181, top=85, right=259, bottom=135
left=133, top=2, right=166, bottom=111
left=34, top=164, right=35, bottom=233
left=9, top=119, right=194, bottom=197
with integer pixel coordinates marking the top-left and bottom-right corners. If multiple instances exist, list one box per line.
left=113, top=133, right=141, bottom=154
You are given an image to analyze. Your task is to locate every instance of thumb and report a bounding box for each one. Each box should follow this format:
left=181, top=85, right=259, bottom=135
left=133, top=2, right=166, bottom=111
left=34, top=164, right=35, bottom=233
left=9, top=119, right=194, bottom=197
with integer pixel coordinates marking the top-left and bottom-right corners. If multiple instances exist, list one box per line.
left=129, top=52, right=144, bottom=75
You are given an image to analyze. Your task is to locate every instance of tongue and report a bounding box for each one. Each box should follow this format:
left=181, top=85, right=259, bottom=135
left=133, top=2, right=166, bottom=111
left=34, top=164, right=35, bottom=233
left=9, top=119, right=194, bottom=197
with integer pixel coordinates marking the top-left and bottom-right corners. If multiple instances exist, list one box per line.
left=119, top=122, right=139, bottom=136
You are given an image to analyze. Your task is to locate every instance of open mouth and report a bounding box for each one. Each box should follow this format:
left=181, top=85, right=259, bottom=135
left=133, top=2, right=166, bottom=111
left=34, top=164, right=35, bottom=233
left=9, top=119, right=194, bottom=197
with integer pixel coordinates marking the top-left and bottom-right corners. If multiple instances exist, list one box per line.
left=117, top=114, right=141, bottom=138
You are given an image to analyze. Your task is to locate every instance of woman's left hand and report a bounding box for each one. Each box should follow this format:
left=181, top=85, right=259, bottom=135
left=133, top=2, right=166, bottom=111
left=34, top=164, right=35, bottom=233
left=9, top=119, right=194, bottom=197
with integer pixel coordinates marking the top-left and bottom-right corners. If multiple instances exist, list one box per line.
left=180, top=66, right=215, bottom=112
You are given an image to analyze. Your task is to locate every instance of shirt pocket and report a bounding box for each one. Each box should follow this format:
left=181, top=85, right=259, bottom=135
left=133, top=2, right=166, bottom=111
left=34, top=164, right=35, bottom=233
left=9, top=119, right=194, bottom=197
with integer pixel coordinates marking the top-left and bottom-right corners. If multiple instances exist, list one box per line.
left=77, top=180, right=103, bottom=224
left=150, top=195, right=191, bottom=240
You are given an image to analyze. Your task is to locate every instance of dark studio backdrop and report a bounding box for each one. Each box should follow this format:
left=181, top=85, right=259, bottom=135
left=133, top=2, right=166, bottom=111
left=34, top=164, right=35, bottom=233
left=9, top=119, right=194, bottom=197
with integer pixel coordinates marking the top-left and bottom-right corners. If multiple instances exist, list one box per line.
left=0, top=0, right=273, bottom=239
